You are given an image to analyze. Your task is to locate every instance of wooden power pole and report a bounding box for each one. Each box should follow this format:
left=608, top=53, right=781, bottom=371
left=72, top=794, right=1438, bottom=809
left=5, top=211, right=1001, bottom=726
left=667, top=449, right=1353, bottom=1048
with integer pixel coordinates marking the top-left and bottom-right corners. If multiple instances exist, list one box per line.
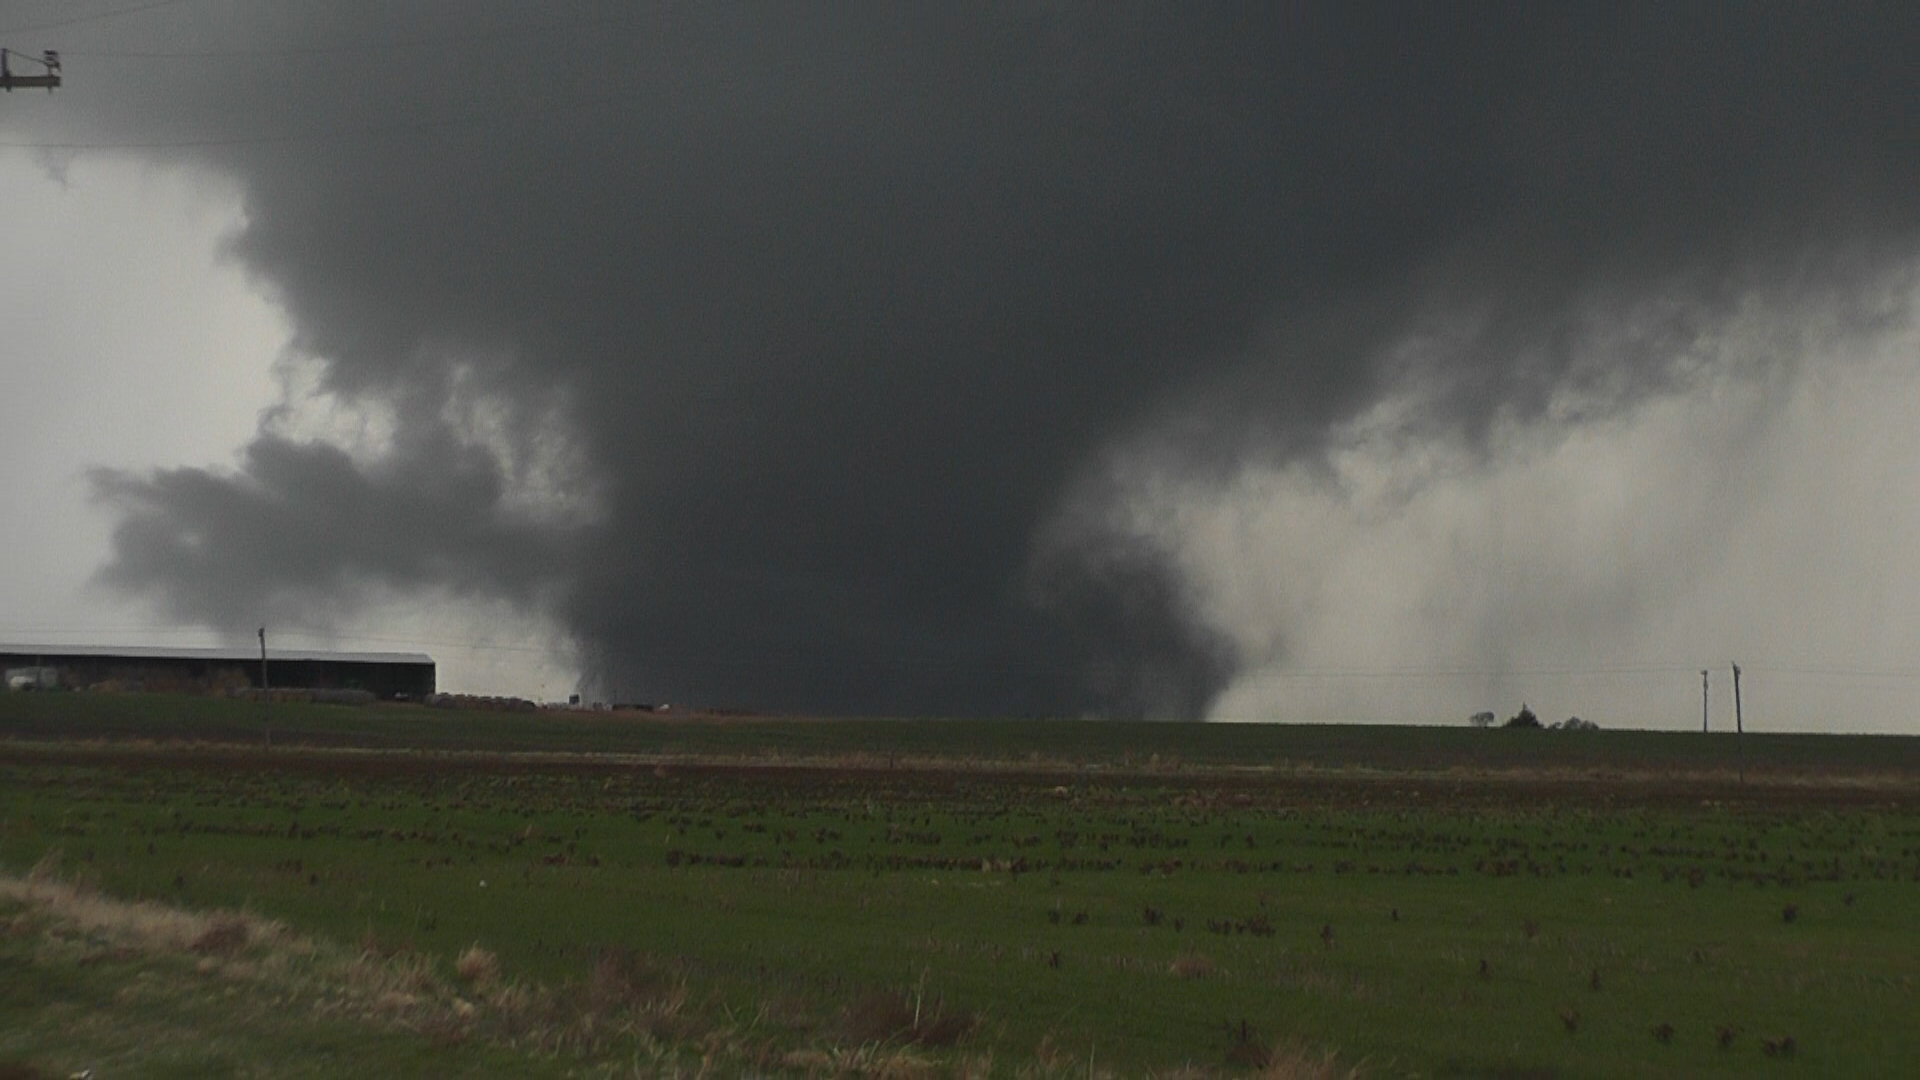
left=1732, top=662, right=1744, bottom=784
left=259, top=627, right=271, bottom=749
left=1700, top=669, right=1709, bottom=733
left=0, top=49, right=61, bottom=92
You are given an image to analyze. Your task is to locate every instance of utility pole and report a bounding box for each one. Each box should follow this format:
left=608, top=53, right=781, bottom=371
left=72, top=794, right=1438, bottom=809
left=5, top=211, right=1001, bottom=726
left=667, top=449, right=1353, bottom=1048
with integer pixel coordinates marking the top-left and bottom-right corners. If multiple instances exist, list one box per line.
left=1700, top=669, right=1709, bottom=733
left=259, top=627, right=271, bottom=750
left=0, top=49, right=61, bottom=92
left=1732, top=662, right=1744, bottom=785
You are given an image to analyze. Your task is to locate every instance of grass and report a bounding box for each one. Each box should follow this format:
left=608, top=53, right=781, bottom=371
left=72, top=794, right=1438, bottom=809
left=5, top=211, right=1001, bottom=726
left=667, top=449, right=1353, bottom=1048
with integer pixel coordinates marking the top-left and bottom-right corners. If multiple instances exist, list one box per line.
left=0, top=866, right=555, bottom=1078
left=4, top=690, right=1918, bottom=776
left=0, top=693, right=1916, bottom=1076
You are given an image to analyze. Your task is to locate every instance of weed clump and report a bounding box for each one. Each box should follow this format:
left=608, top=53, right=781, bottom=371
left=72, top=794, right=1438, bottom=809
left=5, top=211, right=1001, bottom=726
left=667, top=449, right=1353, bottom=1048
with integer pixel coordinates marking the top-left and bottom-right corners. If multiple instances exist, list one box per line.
left=583, top=948, right=691, bottom=1040
left=842, top=989, right=977, bottom=1048
left=1256, top=1042, right=1362, bottom=1079
left=189, top=915, right=251, bottom=956
left=1222, top=1023, right=1356, bottom=1077
left=1224, top=1019, right=1270, bottom=1068
left=455, top=944, right=500, bottom=987
left=471, top=948, right=697, bottom=1058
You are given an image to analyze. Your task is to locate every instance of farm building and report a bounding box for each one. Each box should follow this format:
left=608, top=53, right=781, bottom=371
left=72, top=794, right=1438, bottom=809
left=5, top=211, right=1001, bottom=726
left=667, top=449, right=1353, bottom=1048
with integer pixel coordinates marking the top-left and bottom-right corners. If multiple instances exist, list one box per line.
left=0, top=644, right=434, bottom=699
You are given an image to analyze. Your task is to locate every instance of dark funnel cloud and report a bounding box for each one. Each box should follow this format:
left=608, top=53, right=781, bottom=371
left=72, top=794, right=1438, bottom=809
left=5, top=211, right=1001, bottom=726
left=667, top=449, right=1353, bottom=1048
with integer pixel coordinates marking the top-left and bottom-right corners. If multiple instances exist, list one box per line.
left=26, top=3, right=1920, bottom=716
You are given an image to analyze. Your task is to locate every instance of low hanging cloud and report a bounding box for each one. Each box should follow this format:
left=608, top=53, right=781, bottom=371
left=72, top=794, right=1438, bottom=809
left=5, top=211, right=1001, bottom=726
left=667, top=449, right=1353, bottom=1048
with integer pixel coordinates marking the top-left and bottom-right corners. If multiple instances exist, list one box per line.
left=10, top=5, right=1917, bottom=716
left=91, top=425, right=576, bottom=629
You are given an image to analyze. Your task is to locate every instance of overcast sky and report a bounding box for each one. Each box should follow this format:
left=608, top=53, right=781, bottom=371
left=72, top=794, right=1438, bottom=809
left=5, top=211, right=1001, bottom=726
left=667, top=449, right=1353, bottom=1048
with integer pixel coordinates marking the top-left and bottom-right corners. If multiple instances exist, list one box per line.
left=3, top=2, right=1919, bottom=729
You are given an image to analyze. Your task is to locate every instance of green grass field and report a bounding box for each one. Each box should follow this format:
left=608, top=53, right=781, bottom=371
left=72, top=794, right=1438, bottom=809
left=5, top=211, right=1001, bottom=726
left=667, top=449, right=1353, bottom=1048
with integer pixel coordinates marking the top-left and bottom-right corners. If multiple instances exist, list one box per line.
left=2, top=693, right=1916, bottom=1077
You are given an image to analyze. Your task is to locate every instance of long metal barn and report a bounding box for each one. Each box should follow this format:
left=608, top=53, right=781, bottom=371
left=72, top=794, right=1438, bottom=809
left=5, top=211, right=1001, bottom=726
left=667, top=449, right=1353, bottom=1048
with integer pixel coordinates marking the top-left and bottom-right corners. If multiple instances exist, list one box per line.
left=0, top=644, right=434, bottom=699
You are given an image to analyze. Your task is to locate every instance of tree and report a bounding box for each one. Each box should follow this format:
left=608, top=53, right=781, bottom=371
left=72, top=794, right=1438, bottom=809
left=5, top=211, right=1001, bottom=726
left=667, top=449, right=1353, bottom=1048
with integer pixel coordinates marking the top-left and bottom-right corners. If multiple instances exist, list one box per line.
left=1469, top=711, right=1496, bottom=728
left=1504, top=704, right=1541, bottom=729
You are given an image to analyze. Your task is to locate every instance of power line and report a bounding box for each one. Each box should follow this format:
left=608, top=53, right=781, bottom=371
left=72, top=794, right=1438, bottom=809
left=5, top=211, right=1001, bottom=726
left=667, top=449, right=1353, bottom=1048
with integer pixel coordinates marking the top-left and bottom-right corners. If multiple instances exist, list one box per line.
left=58, top=12, right=644, bottom=60
left=1241, top=664, right=1699, bottom=680
left=0, top=0, right=205, bottom=37
left=0, top=622, right=559, bottom=655
left=0, top=104, right=505, bottom=150
left=0, top=62, right=664, bottom=150
left=1245, top=663, right=1920, bottom=681
left=1750, top=664, right=1920, bottom=680
left=0, top=7, right=1046, bottom=152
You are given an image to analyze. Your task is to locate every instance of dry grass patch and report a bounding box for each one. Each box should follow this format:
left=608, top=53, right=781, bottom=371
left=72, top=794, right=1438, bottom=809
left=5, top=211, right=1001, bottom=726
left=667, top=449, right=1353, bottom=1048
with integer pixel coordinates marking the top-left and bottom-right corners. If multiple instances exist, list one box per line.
left=454, top=943, right=500, bottom=987
left=1168, top=951, right=1216, bottom=979
left=1253, top=1042, right=1365, bottom=1079
left=783, top=1043, right=942, bottom=1078
left=3, top=862, right=283, bottom=961
left=188, top=915, right=252, bottom=957
left=842, top=989, right=979, bottom=1048
left=2, top=870, right=487, bottom=1049
left=1219, top=1019, right=1364, bottom=1080
left=1, top=868, right=762, bottom=1071
left=463, top=946, right=707, bottom=1059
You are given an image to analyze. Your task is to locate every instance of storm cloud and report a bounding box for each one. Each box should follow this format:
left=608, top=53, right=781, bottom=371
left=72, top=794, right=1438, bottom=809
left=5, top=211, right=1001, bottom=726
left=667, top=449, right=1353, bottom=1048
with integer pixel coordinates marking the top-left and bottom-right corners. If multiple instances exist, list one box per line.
left=13, top=3, right=1920, bottom=716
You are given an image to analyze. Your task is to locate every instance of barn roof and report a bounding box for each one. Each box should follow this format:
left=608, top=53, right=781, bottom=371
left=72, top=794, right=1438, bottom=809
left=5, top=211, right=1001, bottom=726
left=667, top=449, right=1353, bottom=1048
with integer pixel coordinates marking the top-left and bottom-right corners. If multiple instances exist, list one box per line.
left=0, top=644, right=433, bottom=665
